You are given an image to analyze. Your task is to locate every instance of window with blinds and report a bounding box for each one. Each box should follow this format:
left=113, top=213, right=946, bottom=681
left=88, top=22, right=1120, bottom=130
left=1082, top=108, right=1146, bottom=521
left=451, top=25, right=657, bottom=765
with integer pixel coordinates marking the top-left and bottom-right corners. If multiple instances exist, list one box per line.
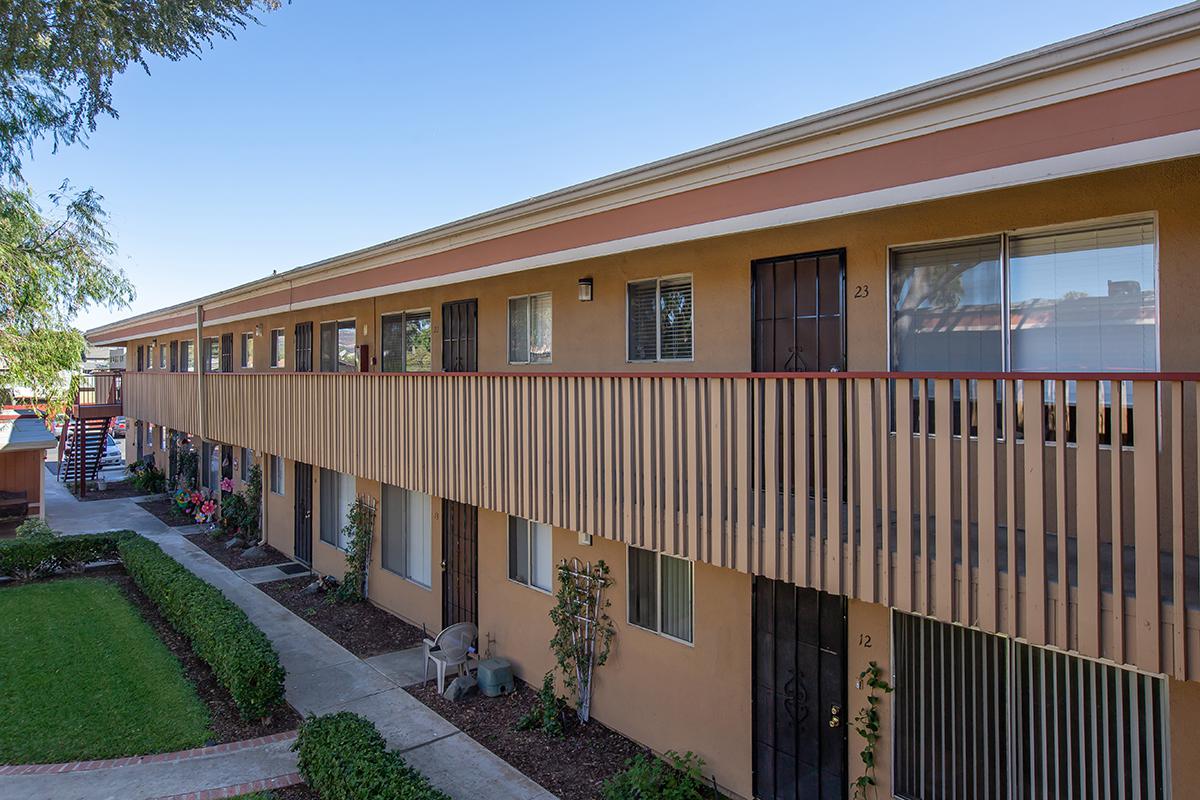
left=890, top=219, right=1157, bottom=373
left=319, top=468, right=355, bottom=549
left=381, top=484, right=431, bottom=587
left=893, top=611, right=1169, bottom=800
left=1009, top=221, right=1157, bottom=372
left=507, top=517, right=552, bottom=591
left=627, top=546, right=693, bottom=643
left=508, top=294, right=552, bottom=364
left=270, top=329, right=285, bottom=368
left=627, top=276, right=693, bottom=362
left=203, top=337, right=220, bottom=373
left=381, top=311, right=432, bottom=372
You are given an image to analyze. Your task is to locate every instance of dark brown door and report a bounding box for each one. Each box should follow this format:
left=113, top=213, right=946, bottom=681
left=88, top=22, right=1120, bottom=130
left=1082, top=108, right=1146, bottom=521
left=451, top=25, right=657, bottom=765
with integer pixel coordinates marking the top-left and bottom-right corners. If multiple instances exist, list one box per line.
left=441, top=499, right=478, bottom=626
left=753, top=577, right=847, bottom=800
left=441, top=299, right=477, bottom=373
left=220, top=333, right=233, bottom=373
left=170, top=341, right=178, bottom=372
left=136, top=346, right=144, bottom=372
left=295, top=322, right=313, bottom=373
left=294, top=462, right=313, bottom=565
left=752, top=250, right=845, bottom=372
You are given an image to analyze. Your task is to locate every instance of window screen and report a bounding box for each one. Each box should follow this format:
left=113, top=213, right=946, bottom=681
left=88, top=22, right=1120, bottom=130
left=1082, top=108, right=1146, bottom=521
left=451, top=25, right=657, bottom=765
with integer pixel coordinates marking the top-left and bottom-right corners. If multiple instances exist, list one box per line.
left=381, top=484, right=432, bottom=586
left=270, top=329, right=285, bottom=368
left=240, top=333, right=253, bottom=369
left=627, top=280, right=659, bottom=361
left=507, top=294, right=553, bottom=364
left=319, top=468, right=354, bottom=548
left=628, top=546, right=658, bottom=630
left=270, top=455, right=284, bottom=495
left=381, top=312, right=432, bottom=372
left=507, top=517, right=553, bottom=590
left=381, top=314, right=405, bottom=372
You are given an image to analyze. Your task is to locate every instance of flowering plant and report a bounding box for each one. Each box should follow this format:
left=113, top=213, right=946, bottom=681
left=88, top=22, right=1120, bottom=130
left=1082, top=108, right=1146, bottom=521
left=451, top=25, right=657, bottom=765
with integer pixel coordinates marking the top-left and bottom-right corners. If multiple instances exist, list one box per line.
left=219, top=477, right=235, bottom=493
left=196, top=499, right=218, bottom=524
left=174, top=486, right=216, bottom=522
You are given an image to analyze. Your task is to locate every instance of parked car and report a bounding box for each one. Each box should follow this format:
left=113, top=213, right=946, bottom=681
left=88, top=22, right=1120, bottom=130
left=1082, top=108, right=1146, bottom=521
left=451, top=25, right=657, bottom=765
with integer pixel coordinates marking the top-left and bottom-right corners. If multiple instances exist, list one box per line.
left=50, top=414, right=67, bottom=438
left=99, top=435, right=123, bottom=468
left=112, top=416, right=128, bottom=438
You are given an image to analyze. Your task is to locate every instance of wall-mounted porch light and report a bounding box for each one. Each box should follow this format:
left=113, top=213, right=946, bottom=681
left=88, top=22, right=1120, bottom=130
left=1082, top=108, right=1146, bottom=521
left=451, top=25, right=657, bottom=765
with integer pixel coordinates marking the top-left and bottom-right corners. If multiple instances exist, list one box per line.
left=254, top=323, right=263, bottom=337
left=578, top=277, right=593, bottom=302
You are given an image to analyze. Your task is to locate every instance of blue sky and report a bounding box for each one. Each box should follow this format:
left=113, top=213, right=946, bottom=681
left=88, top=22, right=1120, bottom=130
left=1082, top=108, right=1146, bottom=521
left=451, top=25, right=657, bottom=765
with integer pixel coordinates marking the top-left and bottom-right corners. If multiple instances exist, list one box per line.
left=21, top=0, right=1176, bottom=331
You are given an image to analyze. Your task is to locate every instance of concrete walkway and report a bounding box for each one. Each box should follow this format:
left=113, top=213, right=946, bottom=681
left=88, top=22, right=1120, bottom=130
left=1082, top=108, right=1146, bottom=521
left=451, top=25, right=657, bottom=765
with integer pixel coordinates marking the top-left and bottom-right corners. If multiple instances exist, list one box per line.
left=3, top=481, right=556, bottom=800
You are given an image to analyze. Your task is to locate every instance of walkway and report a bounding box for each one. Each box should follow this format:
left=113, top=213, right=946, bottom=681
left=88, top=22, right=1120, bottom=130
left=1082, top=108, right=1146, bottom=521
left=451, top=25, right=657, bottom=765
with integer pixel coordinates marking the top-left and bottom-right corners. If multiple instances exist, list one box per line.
left=3, top=479, right=555, bottom=800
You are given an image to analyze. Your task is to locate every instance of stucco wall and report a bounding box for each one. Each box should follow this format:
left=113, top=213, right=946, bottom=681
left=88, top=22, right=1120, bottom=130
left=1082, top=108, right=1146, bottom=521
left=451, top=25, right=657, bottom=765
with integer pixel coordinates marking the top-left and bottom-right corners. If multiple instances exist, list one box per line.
left=476, top=508, right=755, bottom=798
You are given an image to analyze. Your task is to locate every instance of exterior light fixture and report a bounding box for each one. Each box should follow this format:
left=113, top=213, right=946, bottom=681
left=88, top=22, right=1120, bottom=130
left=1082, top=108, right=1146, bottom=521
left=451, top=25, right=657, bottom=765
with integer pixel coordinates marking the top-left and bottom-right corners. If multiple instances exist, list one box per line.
left=578, top=277, right=593, bottom=302
left=254, top=324, right=263, bottom=337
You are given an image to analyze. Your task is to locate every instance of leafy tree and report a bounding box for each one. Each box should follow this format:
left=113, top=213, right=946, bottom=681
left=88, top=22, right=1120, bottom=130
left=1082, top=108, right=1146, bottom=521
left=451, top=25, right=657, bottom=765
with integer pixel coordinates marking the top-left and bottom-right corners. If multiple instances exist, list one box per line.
left=0, top=0, right=281, bottom=414
left=0, top=0, right=280, bottom=177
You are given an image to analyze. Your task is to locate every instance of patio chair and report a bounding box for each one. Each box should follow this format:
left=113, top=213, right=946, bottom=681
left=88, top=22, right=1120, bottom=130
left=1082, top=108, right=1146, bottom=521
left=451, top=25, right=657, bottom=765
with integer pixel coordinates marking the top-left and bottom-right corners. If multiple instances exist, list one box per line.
left=422, top=621, right=477, bottom=695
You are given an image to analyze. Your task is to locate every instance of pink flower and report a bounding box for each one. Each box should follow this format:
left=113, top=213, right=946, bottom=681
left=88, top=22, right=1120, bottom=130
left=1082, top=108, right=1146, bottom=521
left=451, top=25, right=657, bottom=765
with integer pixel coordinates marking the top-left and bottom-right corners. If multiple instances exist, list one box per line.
left=190, top=491, right=202, bottom=504
left=200, top=500, right=217, bottom=516
left=219, top=477, right=234, bottom=492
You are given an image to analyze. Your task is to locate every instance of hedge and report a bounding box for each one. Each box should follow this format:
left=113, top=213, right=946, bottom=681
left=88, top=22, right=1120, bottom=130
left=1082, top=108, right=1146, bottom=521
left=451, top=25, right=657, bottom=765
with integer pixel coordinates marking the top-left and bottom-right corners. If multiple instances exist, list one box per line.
left=0, top=531, right=130, bottom=581
left=116, top=535, right=286, bottom=720
left=294, top=712, right=450, bottom=800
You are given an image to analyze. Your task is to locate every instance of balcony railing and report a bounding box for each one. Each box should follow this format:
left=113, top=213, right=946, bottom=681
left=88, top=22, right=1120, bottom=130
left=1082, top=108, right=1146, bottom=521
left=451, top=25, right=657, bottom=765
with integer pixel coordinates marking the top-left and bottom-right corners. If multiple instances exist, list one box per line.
left=73, top=369, right=123, bottom=417
left=123, top=369, right=1200, bottom=678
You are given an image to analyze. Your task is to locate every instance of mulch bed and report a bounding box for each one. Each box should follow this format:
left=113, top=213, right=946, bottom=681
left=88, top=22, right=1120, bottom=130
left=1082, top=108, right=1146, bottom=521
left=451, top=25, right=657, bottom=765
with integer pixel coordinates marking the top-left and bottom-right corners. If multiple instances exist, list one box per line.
left=135, top=496, right=192, bottom=526
left=244, top=784, right=318, bottom=799
left=67, top=482, right=153, bottom=502
left=407, top=681, right=648, bottom=800
left=185, top=532, right=292, bottom=570
left=258, top=576, right=427, bottom=657
left=2, top=565, right=302, bottom=745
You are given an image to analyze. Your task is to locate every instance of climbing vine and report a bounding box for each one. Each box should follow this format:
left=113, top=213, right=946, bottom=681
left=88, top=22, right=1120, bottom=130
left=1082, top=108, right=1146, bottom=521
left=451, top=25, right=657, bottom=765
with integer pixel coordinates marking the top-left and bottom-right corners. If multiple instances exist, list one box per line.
left=852, top=660, right=894, bottom=800
left=336, top=496, right=376, bottom=603
left=549, top=558, right=615, bottom=722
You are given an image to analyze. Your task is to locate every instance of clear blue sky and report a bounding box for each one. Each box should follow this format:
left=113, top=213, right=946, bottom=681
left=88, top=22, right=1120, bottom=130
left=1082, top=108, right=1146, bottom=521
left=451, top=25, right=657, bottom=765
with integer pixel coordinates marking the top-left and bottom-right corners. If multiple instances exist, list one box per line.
left=21, top=0, right=1176, bottom=331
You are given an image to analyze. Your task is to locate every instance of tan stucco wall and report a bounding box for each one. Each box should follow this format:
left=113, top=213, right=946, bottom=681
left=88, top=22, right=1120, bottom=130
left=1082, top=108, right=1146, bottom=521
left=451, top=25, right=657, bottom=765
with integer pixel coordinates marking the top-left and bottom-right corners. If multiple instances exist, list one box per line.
left=357, top=480, right=444, bottom=632
left=1170, top=677, right=1200, bottom=798
left=125, top=157, right=1200, bottom=376
left=846, top=600, right=893, bottom=799
left=476, top=508, right=755, bottom=798
left=263, top=455, right=295, bottom=559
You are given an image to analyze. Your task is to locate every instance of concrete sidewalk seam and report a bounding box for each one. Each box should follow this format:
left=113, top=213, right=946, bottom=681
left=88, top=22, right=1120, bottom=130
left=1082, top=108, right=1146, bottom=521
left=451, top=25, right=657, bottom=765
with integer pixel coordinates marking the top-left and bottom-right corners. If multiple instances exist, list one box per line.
left=0, top=732, right=298, bottom=776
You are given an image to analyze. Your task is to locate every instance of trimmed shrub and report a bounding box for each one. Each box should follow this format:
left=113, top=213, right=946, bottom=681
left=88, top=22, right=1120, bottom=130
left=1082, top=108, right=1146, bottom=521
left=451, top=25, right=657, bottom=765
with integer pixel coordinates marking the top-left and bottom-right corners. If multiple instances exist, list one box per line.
left=117, top=535, right=285, bottom=720
left=294, top=712, right=450, bottom=800
left=0, top=531, right=128, bottom=581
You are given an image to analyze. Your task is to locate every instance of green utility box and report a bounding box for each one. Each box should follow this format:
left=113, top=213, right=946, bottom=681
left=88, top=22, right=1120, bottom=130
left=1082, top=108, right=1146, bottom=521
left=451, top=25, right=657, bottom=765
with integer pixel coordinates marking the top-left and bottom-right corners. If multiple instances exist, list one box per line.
left=476, top=657, right=515, bottom=697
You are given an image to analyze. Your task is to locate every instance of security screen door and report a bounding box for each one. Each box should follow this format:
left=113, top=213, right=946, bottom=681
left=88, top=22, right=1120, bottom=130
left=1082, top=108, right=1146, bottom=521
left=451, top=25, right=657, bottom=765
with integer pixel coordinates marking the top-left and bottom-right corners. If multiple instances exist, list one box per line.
left=753, top=576, right=848, bottom=800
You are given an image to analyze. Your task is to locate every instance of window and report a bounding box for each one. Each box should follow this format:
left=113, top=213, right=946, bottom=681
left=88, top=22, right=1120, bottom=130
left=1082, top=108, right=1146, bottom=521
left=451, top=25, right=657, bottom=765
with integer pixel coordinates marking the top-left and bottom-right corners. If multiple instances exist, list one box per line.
left=381, top=484, right=432, bottom=587
left=507, top=517, right=552, bottom=591
left=200, top=442, right=220, bottom=489
left=890, top=220, right=1157, bottom=372
left=380, top=311, right=432, bottom=372
left=627, top=276, right=693, bottom=361
left=893, top=611, right=1168, bottom=800
left=158, top=346, right=166, bottom=369
left=240, top=333, right=254, bottom=369
left=320, top=320, right=357, bottom=372
left=146, top=422, right=155, bottom=449
left=180, top=340, right=195, bottom=372
left=627, top=546, right=693, bottom=643
left=319, top=468, right=356, bottom=549
left=146, top=345, right=153, bottom=370
left=160, top=425, right=167, bottom=450
left=269, top=454, right=285, bottom=495
left=203, top=337, right=220, bottom=373
left=507, top=294, right=552, bottom=364
left=270, top=329, right=285, bottom=368
left=239, top=447, right=251, bottom=482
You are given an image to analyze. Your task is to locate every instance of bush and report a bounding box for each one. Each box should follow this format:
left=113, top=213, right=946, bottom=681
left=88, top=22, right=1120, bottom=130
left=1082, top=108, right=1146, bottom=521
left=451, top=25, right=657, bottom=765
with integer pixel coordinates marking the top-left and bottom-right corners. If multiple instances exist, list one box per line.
left=601, top=751, right=708, bottom=800
left=15, top=518, right=55, bottom=541
left=0, top=531, right=128, bottom=581
left=117, top=535, right=285, bottom=720
left=294, top=712, right=450, bottom=800
left=516, top=671, right=567, bottom=736
left=128, top=459, right=167, bottom=493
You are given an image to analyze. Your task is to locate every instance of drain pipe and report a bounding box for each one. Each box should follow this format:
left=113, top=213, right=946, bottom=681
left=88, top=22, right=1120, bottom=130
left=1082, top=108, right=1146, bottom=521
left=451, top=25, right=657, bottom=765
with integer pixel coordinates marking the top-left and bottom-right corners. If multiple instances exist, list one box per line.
left=196, top=305, right=205, bottom=441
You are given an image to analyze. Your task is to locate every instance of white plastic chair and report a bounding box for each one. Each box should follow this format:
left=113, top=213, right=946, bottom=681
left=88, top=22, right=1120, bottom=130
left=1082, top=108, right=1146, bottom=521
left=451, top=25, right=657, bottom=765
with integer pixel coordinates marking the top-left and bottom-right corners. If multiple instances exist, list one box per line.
left=422, top=622, right=477, bottom=694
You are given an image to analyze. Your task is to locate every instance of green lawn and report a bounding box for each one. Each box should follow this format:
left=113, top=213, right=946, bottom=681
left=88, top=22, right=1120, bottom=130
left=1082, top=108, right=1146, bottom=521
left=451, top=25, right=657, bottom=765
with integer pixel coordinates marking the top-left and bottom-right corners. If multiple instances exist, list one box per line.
left=0, top=578, right=211, bottom=763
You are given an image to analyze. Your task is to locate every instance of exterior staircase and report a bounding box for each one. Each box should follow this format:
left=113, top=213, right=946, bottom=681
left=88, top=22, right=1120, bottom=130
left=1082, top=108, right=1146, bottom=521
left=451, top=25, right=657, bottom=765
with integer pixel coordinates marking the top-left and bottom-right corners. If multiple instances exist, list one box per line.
left=57, top=416, right=111, bottom=492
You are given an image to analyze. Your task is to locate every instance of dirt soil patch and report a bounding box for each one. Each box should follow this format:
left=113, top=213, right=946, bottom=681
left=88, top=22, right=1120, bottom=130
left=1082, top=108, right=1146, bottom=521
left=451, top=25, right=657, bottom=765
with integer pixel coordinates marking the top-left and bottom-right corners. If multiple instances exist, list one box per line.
left=407, top=681, right=648, bottom=800
left=67, top=481, right=153, bottom=501
left=135, top=496, right=192, bottom=527
left=258, top=576, right=426, bottom=657
left=7, top=564, right=304, bottom=745
left=185, top=532, right=292, bottom=570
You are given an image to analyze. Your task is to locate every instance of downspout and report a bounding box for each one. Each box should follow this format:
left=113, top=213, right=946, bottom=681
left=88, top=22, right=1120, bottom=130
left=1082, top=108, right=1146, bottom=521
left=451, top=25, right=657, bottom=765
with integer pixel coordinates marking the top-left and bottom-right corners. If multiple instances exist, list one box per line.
left=196, top=305, right=206, bottom=441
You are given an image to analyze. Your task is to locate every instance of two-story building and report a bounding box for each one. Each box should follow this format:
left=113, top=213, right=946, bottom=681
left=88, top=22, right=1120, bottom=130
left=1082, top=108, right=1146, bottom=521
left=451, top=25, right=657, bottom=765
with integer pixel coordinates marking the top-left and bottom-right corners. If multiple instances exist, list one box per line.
left=89, top=6, right=1200, bottom=798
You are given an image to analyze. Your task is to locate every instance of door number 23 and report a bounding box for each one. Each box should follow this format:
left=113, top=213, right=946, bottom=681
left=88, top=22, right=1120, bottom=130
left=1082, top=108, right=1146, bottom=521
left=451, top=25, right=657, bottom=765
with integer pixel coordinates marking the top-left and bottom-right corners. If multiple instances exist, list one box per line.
left=853, top=285, right=869, bottom=298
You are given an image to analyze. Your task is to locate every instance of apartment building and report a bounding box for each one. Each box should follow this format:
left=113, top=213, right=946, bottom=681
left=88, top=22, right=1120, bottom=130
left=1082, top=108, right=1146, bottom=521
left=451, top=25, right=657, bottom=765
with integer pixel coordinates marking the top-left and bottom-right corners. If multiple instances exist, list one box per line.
left=89, top=6, right=1200, bottom=798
